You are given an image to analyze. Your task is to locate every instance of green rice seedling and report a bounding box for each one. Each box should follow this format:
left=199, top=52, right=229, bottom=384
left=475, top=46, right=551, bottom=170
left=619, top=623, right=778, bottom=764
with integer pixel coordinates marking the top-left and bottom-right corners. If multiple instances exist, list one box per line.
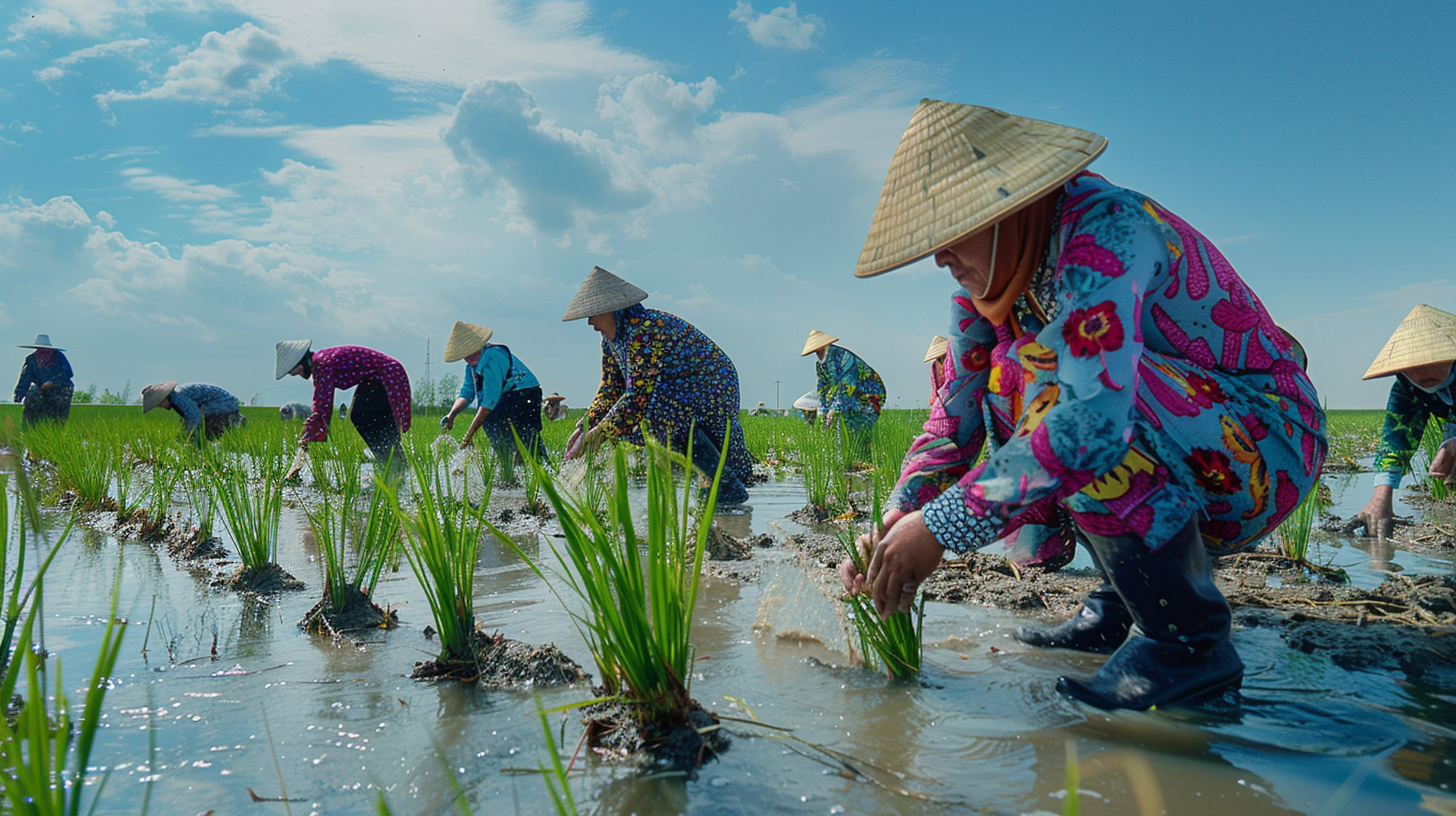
left=536, top=695, right=579, bottom=816
left=24, top=421, right=116, bottom=510
left=205, top=439, right=288, bottom=569
left=0, top=576, right=126, bottom=816
left=1063, top=739, right=1080, bottom=816
left=837, top=493, right=923, bottom=679
left=1418, top=415, right=1450, bottom=500
left=800, top=422, right=840, bottom=513
left=391, top=449, right=493, bottom=663
left=0, top=467, right=70, bottom=675
left=179, top=456, right=219, bottom=542
left=1275, top=477, right=1323, bottom=562
left=301, top=468, right=400, bottom=615
left=497, top=435, right=722, bottom=722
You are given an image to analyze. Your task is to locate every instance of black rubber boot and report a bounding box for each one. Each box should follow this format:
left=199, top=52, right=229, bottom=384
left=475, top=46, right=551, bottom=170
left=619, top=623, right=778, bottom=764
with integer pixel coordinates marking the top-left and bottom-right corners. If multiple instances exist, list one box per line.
left=1013, top=584, right=1131, bottom=653
left=1055, top=516, right=1243, bottom=710
left=688, top=428, right=749, bottom=505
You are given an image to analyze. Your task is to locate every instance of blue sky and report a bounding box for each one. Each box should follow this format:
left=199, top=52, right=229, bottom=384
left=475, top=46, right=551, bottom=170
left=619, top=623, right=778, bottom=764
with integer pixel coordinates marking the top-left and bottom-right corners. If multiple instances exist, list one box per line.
left=2, top=0, right=1451, bottom=411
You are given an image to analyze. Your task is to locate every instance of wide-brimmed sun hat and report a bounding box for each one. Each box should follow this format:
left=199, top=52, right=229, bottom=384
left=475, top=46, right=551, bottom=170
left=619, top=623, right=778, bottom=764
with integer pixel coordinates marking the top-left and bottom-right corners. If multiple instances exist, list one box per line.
left=562, top=266, right=649, bottom=321
left=793, top=391, right=821, bottom=412
left=801, top=329, right=838, bottom=357
left=18, top=334, right=63, bottom=351
left=924, top=335, right=949, bottom=364
left=545, top=393, right=566, bottom=403
left=854, top=101, right=1108, bottom=279
left=1363, top=304, right=1456, bottom=380
left=141, top=381, right=178, bottom=413
left=275, top=339, right=312, bottom=380
left=443, top=321, right=494, bottom=363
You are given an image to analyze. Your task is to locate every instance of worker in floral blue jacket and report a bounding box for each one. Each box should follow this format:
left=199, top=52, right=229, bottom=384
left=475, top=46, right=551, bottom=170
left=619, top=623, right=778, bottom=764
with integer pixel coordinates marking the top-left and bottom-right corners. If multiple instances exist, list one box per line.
left=142, top=381, right=246, bottom=440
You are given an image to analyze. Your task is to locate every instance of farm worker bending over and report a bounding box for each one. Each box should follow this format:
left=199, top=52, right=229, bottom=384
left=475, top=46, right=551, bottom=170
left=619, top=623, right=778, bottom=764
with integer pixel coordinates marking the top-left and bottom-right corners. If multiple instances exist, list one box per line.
left=439, top=321, right=545, bottom=465
left=925, top=335, right=950, bottom=407
left=275, top=340, right=411, bottom=479
left=543, top=393, right=568, bottom=421
left=279, top=402, right=311, bottom=421
left=802, top=330, right=885, bottom=435
left=1344, top=304, right=1456, bottom=539
left=13, top=334, right=73, bottom=426
left=839, top=101, right=1326, bottom=710
left=141, top=382, right=246, bottom=440
left=562, top=265, right=758, bottom=506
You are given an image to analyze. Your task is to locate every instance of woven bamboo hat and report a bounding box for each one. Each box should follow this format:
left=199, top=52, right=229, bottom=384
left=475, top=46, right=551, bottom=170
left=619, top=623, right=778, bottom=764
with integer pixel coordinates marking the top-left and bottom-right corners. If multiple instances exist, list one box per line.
left=545, top=393, right=566, bottom=403
left=1363, top=304, right=1456, bottom=379
left=562, top=266, right=648, bottom=321
left=854, top=101, right=1108, bottom=279
left=923, top=334, right=949, bottom=364
left=141, top=381, right=177, bottom=413
left=275, top=339, right=312, bottom=380
left=801, top=329, right=838, bottom=357
left=793, top=391, right=821, bottom=412
left=443, top=321, right=494, bottom=363
left=18, top=334, right=63, bottom=351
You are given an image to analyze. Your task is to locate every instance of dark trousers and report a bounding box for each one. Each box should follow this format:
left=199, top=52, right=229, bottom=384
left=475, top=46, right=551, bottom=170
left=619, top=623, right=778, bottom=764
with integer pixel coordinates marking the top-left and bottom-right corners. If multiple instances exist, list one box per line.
left=483, top=386, right=544, bottom=461
left=349, top=380, right=402, bottom=467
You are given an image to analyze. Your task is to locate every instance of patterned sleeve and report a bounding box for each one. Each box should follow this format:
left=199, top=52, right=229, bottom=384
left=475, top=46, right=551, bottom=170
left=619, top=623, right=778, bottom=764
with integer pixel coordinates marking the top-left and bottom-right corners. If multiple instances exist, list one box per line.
left=594, top=328, right=664, bottom=438
left=585, top=343, right=624, bottom=429
left=1372, top=376, right=1434, bottom=487
left=171, top=389, right=204, bottom=432
left=891, top=294, right=995, bottom=513
left=301, top=363, right=337, bottom=443
left=821, top=348, right=857, bottom=413
left=920, top=191, right=1165, bottom=552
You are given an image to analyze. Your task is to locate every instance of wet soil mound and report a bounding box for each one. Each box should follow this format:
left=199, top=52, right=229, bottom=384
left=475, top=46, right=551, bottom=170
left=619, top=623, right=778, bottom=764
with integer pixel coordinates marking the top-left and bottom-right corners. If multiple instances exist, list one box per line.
left=706, top=528, right=773, bottom=561
left=298, top=588, right=398, bottom=635
left=412, top=631, right=588, bottom=689
left=217, top=563, right=306, bottom=594
left=582, top=696, right=728, bottom=771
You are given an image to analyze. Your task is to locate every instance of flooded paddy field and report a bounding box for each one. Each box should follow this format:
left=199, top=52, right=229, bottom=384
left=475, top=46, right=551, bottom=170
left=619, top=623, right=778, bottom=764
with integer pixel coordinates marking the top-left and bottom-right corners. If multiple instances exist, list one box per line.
left=4, top=407, right=1456, bottom=815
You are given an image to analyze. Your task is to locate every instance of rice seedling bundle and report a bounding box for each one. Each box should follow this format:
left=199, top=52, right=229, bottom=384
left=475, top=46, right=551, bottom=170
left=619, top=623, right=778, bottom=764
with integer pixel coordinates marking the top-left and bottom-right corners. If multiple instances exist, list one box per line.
left=1418, top=415, right=1451, bottom=500
left=836, top=492, right=924, bottom=679
left=0, top=468, right=70, bottom=676
left=301, top=466, right=401, bottom=614
left=392, top=448, right=492, bottom=663
left=499, top=436, right=722, bottom=720
left=205, top=439, right=289, bottom=569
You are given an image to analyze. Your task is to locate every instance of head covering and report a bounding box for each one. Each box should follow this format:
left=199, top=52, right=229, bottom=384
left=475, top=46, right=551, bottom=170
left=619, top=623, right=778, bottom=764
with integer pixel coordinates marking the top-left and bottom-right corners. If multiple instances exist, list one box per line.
left=801, top=329, right=838, bottom=357
left=562, top=266, right=649, bottom=321
left=141, top=381, right=177, bottom=413
left=1278, top=327, right=1308, bottom=371
left=854, top=101, right=1107, bottom=279
left=1363, top=304, right=1456, bottom=380
left=443, top=321, right=494, bottom=363
left=793, top=391, right=821, bottom=412
left=275, top=339, right=312, bottom=380
left=923, top=335, right=949, bottom=364
left=18, top=334, right=63, bottom=351
left=545, top=393, right=566, bottom=403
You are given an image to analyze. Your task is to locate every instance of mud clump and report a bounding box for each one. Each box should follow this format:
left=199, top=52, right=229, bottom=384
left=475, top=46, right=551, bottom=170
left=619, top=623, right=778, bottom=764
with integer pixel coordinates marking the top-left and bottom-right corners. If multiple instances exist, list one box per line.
left=706, top=527, right=773, bottom=561
left=217, top=563, right=306, bottom=594
left=581, top=696, right=728, bottom=772
left=298, top=588, right=398, bottom=635
left=411, top=631, right=588, bottom=689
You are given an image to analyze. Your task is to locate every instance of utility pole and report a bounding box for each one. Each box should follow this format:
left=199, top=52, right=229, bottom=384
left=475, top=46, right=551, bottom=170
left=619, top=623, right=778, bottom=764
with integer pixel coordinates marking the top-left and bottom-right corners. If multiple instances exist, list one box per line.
left=775, top=380, right=781, bottom=413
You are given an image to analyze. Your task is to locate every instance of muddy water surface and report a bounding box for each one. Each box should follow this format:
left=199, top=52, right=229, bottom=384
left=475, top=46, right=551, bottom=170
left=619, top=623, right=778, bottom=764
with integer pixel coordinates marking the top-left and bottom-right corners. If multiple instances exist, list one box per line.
left=22, top=470, right=1456, bottom=815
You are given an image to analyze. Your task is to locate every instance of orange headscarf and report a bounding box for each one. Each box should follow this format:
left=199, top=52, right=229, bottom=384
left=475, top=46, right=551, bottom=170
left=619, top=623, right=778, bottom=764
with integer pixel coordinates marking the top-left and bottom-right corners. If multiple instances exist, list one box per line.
left=969, top=192, right=1059, bottom=327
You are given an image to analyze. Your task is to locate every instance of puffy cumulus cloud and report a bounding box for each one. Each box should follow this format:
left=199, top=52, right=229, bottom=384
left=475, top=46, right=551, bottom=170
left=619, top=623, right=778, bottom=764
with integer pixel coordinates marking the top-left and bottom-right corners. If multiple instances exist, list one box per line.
left=729, top=2, right=824, bottom=51
left=598, top=73, right=721, bottom=156
left=442, top=79, right=651, bottom=236
left=97, top=23, right=298, bottom=106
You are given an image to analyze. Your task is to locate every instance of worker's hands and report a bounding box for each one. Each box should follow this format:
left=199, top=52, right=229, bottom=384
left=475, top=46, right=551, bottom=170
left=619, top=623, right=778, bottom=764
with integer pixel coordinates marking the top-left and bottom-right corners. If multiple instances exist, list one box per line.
left=1431, top=437, right=1456, bottom=483
left=844, top=510, right=943, bottom=618
left=564, top=426, right=584, bottom=459
left=822, top=410, right=836, bottom=428
left=39, top=382, right=53, bottom=391
left=459, top=433, right=474, bottom=450
left=440, top=414, right=455, bottom=431
left=284, top=443, right=309, bottom=481
left=1342, top=485, right=1396, bottom=538
left=838, top=507, right=908, bottom=593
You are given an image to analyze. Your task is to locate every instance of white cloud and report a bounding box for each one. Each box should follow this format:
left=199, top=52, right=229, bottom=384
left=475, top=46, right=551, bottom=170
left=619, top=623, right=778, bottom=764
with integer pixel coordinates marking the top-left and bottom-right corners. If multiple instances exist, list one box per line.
left=598, top=73, right=721, bottom=157
left=729, top=2, right=823, bottom=51
left=98, top=23, right=297, bottom=106
left=7, top=0, right=126, bottom=40
left=120, top=168, right=239, bottom=203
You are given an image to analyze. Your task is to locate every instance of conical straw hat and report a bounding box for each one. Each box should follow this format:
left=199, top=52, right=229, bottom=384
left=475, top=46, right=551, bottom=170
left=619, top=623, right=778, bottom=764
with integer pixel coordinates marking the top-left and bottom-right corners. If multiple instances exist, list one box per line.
left=141, top=381, right=177, bottom=413
left=562, top=266, right=648, bottom=321
left=1363, top=304, right=1456, bottom=379
left=443, top=321, right=494, bottom=363
left=793, top=391, right=821, bottom=411
left=854, top=101, right=1108, bottom=279
left=923, top=335, right=949, bottom=364
left=275, top=339, right=312, bottom=380
left=801, top=329, right=838, bottom=357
